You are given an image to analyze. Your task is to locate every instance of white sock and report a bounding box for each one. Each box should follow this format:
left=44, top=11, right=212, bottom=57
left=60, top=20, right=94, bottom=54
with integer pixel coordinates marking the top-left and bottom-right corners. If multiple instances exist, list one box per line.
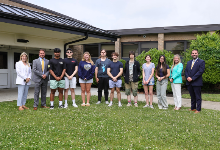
left=72, top=99, right=75, bottom=104
left=65, top=100, right=67, bottom=105
left=50, top=101, right=54, bottom=106
left=119, top=101, right=121, bottom=105
left=59, top=101, right=62, bottom=106
left=110, top=101, right=112, bottom=104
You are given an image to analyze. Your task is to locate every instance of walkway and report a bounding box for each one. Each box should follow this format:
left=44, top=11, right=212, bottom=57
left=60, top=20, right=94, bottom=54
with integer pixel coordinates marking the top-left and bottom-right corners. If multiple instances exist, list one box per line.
left=0, top=86, right=219, bottom=111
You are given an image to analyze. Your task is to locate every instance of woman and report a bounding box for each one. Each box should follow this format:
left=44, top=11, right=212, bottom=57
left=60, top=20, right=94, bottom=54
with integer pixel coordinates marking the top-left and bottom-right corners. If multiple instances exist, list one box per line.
left=16, top=52, right=32, bottom=111
left=155, top=55, right=170, bottom=109
left=142, top=55, right=155, bottom=109
left=169, top=54, right=183, bottom=110
left=78, top=52, right=95, bottom=106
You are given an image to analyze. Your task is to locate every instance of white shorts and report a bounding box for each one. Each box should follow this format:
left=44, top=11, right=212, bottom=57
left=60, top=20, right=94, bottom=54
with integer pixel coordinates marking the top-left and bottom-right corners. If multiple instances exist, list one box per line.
left=64, top=77, right=76, bottom=89
left=79, top=78, right=93, bottom=83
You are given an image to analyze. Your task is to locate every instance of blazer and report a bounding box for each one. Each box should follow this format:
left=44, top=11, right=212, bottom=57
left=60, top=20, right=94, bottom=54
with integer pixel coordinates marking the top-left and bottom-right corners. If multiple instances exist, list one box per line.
left=124, top=60, right=141, bottom=84
left=185, top=58, right=205, bottom=86
left=32, top=58, right=49, bottom=83
left=16, top=61, right=32, bottom=85
left=169, top=63, right=183, bottom=84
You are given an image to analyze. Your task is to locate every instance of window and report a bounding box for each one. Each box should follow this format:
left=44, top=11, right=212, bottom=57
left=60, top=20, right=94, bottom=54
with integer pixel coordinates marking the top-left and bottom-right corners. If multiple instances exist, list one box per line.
left=0, top=52, right=7, bottom=69
left=29, top=53, right=52, bottom=67
left=122, top=43, right=138, bottom=57
left=141, top=42, right=158, bottom=53
left=84, top=45, right=99, bottom=57
left=101, top=45, right=115, bottom=59
left=165, top=42, right=184, bottom=55
left=14, top=52, right=21, bottom=69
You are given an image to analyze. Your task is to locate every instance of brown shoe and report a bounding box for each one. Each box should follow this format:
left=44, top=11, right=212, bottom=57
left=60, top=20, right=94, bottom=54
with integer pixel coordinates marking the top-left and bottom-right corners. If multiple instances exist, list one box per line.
left=41, top=106, right=49, bottom=108
left=33, top=107, right=37, bottom=110
left=18, top=106, right=24, bottom=111
left=194, top=110, right=200, bottom=114
left=189, top=109, right=196, bottom=111
left=22, top=105, right=29, bottom=109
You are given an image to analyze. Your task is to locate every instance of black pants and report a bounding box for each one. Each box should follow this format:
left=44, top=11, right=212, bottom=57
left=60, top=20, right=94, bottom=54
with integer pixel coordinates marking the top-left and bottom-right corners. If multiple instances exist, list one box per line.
left=97, top=77, right=109, bottom=101
left=187, top=85, right=202, bottom=111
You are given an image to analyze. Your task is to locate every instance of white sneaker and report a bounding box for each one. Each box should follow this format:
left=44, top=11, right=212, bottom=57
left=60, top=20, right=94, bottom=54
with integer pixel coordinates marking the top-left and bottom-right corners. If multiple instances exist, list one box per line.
left=64, top=104, right=68, bottom=109
left=134, top=103, right=138, bottom=107
left=163, top=107, right=168, bottom=110
left=150, top=105, right=154, bottom=109
left=143, top=104, right=149, bottom=108
left=105, top=101, right=109, bottom=104
left=108, top=103, right=113, bottom=107
left=118, top=103, right=122, bottom=107
left=96, top=101, right=101, bottom=104
left=127, top=103, right=132, bottom=106
left=72, top=103, right=78, bottom=108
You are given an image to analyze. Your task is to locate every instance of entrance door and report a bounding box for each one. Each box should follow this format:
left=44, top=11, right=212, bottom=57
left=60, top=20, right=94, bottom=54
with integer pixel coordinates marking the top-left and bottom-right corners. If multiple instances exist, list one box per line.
left=0, top=50, right=10, bottom=88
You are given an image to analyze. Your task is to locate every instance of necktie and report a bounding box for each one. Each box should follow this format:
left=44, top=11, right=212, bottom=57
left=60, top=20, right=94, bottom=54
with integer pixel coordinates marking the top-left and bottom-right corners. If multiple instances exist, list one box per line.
left=42, top=59, right=44, bottom=72
left=191, top=60, right=194, bottom=69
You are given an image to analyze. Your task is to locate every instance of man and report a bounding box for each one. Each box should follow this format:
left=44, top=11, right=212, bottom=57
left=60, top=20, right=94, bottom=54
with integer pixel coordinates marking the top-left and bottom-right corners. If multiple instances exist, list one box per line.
left=32, top=49, right=50, bottom=110
left=185, top=49, right=205, bottom=113
left=107, top=52, right=123, bottom=107
left=48, top=48, right=66, bottom=109
left=124, top=51, right=141, bottom=107
left=95, top=49, right=111, bottom=105
left=64, top=48, right=78, bottom=108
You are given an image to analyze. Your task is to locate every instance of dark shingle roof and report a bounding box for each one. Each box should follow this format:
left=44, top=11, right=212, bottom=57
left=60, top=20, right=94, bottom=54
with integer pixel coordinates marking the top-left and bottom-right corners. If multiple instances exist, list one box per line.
left=0, top=3, right=118, bottom=38
left=110, top=24, right=220, bottom=35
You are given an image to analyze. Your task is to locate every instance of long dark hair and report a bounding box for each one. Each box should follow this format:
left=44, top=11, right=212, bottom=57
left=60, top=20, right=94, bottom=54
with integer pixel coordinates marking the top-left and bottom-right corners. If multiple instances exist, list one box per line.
left=156, top=55, right=167, bottom=76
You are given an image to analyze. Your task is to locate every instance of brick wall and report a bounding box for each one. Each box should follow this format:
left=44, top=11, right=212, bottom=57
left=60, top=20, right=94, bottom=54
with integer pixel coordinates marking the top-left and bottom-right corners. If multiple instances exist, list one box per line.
left=121, top=34, right=158, bottom=42
left=69, top=45, right=84, bottom=63
left=0, top=0, right=55, bottom=15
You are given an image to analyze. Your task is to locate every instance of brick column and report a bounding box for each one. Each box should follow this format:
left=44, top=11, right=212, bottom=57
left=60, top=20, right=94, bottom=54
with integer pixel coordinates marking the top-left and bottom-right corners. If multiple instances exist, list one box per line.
left=69, top=45, right=84, bottom=63
left=115, top=38, right=121, bottom=59
left=158, top=33, right=164, bottom=51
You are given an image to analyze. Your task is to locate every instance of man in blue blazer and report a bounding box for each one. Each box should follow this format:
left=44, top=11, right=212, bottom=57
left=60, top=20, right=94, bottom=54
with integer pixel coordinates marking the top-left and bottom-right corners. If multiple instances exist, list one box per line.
left=185, top=50, right=205, bottom=113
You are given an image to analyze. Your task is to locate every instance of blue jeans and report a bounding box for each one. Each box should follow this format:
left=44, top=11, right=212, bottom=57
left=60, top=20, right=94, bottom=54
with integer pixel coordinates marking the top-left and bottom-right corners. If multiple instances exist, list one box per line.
left=17, top=84, right=29, bottom=106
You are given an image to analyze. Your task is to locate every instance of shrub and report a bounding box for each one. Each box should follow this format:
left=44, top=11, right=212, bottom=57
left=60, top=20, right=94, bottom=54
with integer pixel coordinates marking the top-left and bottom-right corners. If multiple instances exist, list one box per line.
left=119, top=59, right=126, bottom=90
left=183, top=32, right=220, bottom=85
left=135, top=48, right=174, bottom=92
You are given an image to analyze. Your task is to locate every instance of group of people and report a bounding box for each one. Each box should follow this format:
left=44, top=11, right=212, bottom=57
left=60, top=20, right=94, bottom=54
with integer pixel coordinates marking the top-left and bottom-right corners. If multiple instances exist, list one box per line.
left=16, top=48, right=205, bottom=113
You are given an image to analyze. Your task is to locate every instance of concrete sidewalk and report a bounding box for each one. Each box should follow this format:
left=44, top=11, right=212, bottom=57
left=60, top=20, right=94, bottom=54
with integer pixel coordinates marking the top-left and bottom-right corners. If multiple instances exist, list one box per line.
left=0, top=86, right=219, bottom=111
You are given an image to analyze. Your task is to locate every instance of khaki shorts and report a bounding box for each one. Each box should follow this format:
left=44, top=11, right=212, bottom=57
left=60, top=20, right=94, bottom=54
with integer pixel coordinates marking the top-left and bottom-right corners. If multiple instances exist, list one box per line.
left=125, top=82, right=138, bottom=96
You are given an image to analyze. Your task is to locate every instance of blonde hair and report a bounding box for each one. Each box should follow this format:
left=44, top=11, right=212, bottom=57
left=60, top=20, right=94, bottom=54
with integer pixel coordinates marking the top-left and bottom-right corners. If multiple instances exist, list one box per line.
left=171, top=54, right=181, bottom=69
left=20, top=52, right=30, bottom=67
left=82, top=52, right=94, bottom=65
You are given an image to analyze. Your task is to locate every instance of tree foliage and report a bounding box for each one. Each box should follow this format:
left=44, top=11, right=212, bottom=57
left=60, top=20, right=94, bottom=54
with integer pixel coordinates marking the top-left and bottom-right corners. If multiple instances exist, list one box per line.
left=183, top=32, right=220, bottom=84
left=135, top=48, right=174, bottom=91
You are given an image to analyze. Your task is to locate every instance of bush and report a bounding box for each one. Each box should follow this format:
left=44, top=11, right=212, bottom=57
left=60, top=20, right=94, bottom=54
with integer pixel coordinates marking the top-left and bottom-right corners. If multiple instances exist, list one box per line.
left=183, top=32, right=220, bottom=86
left=135, top=48, right=174, bottom=92
left=119, top=59, right=126, bottom=90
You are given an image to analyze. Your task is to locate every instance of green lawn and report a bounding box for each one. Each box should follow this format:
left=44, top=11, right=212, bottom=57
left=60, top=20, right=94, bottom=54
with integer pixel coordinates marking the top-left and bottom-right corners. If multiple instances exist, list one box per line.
left=0, top=96, right=219, bottom=149
left=182, top=94, right=220, bottom=102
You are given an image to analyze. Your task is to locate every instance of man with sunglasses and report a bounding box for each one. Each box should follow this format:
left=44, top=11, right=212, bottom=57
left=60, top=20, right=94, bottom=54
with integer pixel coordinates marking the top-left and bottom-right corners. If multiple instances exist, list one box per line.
left=63, top=48, right=78, bottom=108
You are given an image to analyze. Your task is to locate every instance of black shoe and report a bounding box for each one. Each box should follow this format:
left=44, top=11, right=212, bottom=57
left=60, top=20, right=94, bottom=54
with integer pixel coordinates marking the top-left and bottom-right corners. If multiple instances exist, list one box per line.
left=58, top=105, right=64, bottom=108
left=50, top=106, right=54, bottom=109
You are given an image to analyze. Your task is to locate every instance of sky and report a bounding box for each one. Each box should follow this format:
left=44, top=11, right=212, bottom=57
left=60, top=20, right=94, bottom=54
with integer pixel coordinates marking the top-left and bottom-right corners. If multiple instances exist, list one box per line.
left=27, top=0, right=220, bottom=30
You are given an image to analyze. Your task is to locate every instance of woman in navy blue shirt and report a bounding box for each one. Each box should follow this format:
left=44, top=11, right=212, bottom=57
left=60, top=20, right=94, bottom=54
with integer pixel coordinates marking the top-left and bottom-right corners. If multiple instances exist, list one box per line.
left=155, top=55, right=170, bottom=109
left=78, top=52, right=95, bottom=106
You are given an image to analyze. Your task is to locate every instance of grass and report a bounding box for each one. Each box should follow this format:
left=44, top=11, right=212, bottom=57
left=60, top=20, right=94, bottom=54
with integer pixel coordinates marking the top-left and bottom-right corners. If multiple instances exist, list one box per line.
left=0, top=96, right=220, bottom=149
left=182, top=94, right=220, bottom=102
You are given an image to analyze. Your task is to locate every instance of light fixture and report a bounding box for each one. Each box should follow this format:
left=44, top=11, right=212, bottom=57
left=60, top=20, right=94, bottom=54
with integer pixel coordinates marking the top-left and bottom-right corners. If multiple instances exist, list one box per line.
left=17, top=39, right=29, bottom=43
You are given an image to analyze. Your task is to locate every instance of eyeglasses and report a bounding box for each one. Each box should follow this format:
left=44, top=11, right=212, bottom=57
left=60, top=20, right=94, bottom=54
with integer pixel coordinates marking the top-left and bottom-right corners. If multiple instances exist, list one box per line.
left=101, top=52, right=106, bottom=53
left=66, top=51, right=72, bottom=53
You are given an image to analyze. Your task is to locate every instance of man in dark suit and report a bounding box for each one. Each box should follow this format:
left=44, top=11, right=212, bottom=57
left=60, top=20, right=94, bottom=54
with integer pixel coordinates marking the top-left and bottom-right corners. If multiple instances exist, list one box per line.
left=32, top=49, right=50, bottom=110
left=185, top=49, right=205, bottom=113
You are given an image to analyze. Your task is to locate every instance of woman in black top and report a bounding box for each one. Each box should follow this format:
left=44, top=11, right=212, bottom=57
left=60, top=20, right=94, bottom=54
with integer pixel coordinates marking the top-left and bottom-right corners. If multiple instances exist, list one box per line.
left=155, top=55, right=170, bottom=109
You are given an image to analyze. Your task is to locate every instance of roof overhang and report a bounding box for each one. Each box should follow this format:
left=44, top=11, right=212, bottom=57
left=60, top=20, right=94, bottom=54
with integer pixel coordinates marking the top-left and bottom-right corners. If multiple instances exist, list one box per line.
left=110, top=24, right=220, bottom=35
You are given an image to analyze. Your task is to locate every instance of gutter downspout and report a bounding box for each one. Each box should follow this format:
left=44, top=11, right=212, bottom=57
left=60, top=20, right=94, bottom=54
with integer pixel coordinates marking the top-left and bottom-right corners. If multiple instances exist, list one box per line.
left=64, top=32, right=88, bottom=58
